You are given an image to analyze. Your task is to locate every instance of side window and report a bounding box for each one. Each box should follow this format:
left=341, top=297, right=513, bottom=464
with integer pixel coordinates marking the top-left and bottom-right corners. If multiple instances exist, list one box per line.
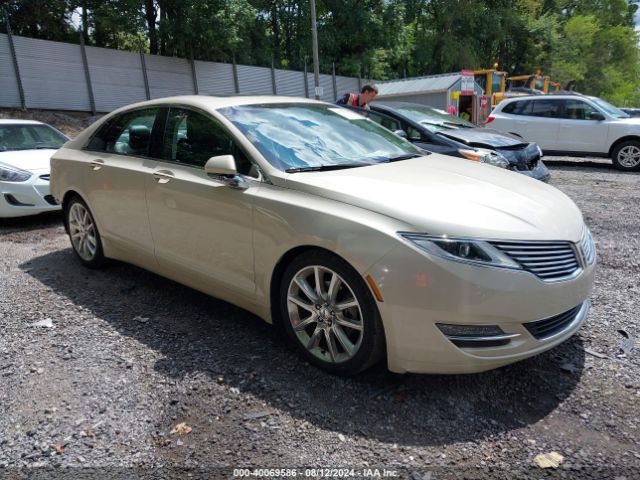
left=406, top=126, right=427, bottom=141
left=366, top=111, right=401, bottom=132
left=561, top=100, right=599, bottom=120
left=529, top=99, right=561, bottom=118
left=86, top=108, right=159, bottom=156
left=163, top=107, right=256, bottom=176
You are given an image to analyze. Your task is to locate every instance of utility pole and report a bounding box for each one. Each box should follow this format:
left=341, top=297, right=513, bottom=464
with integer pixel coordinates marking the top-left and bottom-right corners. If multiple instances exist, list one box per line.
left=310, top=0, right=321, bottom=100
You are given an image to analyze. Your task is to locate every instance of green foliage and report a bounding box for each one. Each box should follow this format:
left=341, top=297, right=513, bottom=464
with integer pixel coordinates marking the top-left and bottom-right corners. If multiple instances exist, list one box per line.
left=4, top=0, right=640, bottom=104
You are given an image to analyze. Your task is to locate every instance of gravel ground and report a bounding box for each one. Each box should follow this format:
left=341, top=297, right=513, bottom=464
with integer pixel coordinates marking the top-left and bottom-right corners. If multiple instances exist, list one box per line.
left=0, top=158, right=639, bottom=480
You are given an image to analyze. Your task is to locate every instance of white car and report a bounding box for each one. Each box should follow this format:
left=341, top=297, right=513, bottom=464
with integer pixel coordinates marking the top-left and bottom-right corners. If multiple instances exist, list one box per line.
left=51, top=96, right=596, bottom=375
left=487, top=94, right=640, bottom=171
left=0, top=119, right=68, bottom=217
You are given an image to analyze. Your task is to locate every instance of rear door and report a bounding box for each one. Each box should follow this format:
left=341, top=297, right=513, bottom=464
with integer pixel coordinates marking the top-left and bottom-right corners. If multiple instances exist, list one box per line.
left=81, top=107, right=165, bottom=263
left=555, top=99, right=609, bottom=154
left=508, top=99, right=561, bottom=150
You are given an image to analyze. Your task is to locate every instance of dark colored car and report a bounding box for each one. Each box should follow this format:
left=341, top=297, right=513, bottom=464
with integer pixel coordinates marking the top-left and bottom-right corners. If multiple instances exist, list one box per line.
left=620, top=107, right=640, bottom=118
left=361, top=101, right=550, bottom=181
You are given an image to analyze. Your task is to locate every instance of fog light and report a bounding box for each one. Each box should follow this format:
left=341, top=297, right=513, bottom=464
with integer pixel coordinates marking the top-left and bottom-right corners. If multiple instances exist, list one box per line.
left=437, top=324, right=505, bottom=337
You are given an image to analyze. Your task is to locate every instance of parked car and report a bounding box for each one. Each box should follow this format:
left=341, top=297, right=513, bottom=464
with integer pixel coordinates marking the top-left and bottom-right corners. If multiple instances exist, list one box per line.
left=359, top=102, right=549, bottom=181
left=488, top=93, right=640, bottom=171
left=619, top=107, right=640, bottom=118
left=0, top=119, right=67, bottom=217
left=51, top=96, right=596, bottom=375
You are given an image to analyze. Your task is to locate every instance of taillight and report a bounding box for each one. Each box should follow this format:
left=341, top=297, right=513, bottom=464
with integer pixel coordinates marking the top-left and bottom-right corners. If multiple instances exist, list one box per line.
left=486, top=116, right=495, bottom=124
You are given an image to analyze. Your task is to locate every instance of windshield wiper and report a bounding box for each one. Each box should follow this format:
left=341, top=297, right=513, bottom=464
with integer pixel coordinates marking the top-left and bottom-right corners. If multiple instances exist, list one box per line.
left=34, top=145, right=61, bottom=149
left=383, top=153, right=424, bottom=162
left=285, top=163, right=370, bottom=173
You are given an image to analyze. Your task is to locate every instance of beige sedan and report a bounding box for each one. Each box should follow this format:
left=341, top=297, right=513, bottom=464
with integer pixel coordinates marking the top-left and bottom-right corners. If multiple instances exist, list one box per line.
left=50, top=96, right=596, bottom=375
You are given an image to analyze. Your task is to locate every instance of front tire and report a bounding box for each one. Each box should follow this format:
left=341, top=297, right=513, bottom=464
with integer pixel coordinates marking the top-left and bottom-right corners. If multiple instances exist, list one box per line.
left=65, top=196, right=106, bottom=268
left=612, top=140, right=640, bottom=171
left=279, top=250, right=385, bottom=375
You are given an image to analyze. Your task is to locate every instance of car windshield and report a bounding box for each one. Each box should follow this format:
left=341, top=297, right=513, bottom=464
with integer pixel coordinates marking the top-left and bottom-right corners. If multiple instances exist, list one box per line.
left=590, top=98, right=629, bottom=118
left=218, top=103, right=422, bottom=172
left=0, top=124, right=68, bottom=152
left=390, top=105, right=476, bottom=131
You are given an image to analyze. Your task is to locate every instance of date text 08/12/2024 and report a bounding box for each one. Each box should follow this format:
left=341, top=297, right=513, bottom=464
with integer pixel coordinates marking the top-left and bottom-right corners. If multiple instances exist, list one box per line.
left=232, top=468, right=402, bottom=478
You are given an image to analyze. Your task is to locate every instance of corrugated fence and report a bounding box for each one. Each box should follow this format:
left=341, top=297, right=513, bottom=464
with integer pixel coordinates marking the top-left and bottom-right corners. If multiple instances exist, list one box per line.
left=0, top=33, right=363, bottom=113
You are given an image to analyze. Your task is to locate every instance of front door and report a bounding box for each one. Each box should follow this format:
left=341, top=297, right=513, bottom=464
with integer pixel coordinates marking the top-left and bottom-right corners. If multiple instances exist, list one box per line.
left=145, top=106, right=258, bottom=297
left=555, top=99, right=609, bottom=154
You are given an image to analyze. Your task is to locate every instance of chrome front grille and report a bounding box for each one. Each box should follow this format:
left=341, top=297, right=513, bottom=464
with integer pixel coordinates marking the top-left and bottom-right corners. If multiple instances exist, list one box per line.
left=489, top=240, right=580, bottom=281
left=580, top=227, right=596, bottom=266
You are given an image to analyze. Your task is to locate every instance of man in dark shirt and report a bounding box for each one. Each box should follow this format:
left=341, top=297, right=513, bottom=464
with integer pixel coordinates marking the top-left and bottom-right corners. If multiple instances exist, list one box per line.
left=336, top=84, right=378, bottom=110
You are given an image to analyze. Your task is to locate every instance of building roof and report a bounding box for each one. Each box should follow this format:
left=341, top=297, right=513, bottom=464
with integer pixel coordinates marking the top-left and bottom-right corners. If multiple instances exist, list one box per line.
left=376, top=72, right=465, bottom=97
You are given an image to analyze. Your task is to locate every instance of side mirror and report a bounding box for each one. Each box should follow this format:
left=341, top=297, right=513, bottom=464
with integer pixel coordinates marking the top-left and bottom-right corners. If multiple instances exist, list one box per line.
left=393, top=129, right=408, bottom=138
left=205, top=154, right=237, bottom=176
left=588, top=111, right=605, bottom=121
left=204, top=155, right=249, bottom=190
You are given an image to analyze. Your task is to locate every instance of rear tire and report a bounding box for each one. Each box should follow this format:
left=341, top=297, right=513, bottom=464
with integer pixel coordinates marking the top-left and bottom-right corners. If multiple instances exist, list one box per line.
left=65, top=196, right=106, bottom=268
left=279, top=250, right=385, bottom=375
left=612, top=140, right=640, bottom=171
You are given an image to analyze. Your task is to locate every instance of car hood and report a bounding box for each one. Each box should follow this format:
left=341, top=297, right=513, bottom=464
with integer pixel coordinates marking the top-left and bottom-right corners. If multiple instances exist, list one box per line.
left=437, top=128, right=527, bottom=148
left=0, top=149, right=56, bottom=172
left=613, top=117, right=640, bottom=125
left=281, top=154, right=583, bottom=241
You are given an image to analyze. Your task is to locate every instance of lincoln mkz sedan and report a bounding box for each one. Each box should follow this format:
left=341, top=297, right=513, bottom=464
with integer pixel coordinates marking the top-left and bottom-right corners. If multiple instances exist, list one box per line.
left=50, top=96, right=596, bottom=375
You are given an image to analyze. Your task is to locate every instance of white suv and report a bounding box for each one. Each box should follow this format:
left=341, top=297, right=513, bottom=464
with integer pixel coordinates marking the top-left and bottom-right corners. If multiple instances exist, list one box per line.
left=488, top=94, right=640, bottom=171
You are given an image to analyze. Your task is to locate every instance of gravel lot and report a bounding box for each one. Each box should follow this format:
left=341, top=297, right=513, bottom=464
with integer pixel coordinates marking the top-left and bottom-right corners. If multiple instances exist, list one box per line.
left=0, top=158, right=638, bottom=479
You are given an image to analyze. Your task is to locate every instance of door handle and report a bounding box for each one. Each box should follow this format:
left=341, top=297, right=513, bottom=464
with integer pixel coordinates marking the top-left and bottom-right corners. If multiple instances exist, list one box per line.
left=152, top=170, right=175, bottom=184
left=90, top=159, right=105, bottom=170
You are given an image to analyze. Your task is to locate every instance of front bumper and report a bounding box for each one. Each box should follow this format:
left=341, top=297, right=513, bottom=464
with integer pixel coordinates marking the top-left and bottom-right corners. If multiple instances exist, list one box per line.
left=512, top=159, right=550, bottom=182
left=0, top=174, right=61, bottom=218
left=366, top=242, right=595, bottom=374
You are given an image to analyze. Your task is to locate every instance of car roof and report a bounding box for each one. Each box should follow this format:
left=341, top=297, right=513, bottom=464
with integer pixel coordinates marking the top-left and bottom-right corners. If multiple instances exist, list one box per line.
left=0, top=119, right=45, bottom=125
left=111, top=95, right=325, bottom=113
left=372, top=101, right=439, bottom=111
left=500, top=93, right=597, bottom=103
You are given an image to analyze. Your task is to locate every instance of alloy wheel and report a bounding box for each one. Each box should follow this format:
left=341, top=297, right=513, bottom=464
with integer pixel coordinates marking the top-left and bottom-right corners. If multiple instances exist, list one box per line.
left=68, top=202, right=98, bottom=262
left=617, top=145, right=640, bottom=168
left=286, top=265, right=364, bottom=364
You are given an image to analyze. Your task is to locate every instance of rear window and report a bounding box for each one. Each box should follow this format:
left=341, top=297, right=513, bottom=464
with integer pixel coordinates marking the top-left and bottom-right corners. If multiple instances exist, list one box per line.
left=501, top=100, right=531, bottom=115
left=501, top=99, right=560, bottom=118
left=529, top=99, right=561, bottom=118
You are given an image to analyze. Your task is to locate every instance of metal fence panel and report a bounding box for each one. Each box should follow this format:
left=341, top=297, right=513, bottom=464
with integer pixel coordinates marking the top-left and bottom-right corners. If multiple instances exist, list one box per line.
left=0, top=34, right=365, bottom=112
left=318, top=73, right=334, bottom=102
left=12, top=35, right=91, bottom=110
left=144, top=54, right=194, bottom=99
left=0, top=34, right=21, bottom=108
left=304, top=72, right=334, bottom=102
left=335, top=76, right=360, bottom=101
left=85, top=45, right=147, bottom=112
left=195, top=61, right=235, bottom=95
left=274, top=70, right=305, bottom=97
left=237, top=65, right=273, bottom=95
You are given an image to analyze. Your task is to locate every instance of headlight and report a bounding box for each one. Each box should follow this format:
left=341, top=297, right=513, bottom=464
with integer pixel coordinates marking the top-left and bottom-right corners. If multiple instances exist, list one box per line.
left=400, top=233, right=522, bottom=269
left=0, top=165, right=32, bottom=182
left=458, top=148, right=510, bottom=168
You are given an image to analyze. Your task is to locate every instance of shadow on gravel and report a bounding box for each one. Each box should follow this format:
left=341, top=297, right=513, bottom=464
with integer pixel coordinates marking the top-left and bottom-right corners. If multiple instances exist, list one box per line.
left=0, top=211, right=63, bottom=234
left=22, top=249, right=585, bottom=447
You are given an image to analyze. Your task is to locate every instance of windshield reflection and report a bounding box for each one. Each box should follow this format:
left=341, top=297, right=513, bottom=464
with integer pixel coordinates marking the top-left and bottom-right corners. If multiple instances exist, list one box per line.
left=219, top=104, right=421, bottom=172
